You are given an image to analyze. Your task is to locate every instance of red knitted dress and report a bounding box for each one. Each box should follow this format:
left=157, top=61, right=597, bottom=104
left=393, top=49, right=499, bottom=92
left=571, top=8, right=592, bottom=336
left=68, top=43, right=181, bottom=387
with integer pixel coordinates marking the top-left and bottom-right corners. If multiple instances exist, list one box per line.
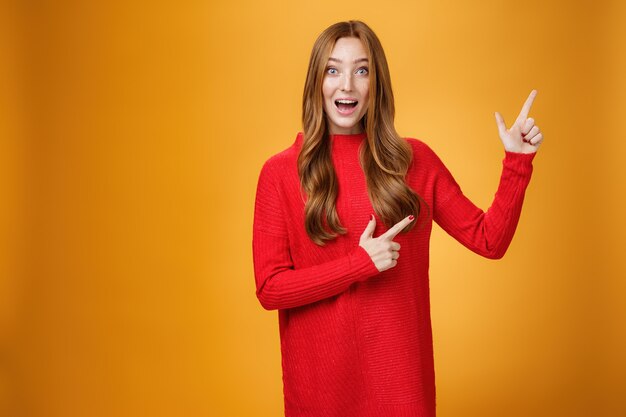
left=252, top=131, right=535, bottom=417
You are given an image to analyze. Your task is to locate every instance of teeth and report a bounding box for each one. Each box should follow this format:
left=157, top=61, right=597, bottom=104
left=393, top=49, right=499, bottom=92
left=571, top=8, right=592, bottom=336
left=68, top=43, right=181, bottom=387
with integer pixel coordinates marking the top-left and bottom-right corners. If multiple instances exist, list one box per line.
left=336, top=99, right=357, bottom=104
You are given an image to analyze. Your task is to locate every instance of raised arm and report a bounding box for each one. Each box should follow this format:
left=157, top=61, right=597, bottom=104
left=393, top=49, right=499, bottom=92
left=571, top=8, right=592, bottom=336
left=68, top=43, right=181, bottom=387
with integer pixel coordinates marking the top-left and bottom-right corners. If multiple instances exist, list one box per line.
left=433, top=150, right=535, bottom=259
left=433, top=90, right=543, bottom=258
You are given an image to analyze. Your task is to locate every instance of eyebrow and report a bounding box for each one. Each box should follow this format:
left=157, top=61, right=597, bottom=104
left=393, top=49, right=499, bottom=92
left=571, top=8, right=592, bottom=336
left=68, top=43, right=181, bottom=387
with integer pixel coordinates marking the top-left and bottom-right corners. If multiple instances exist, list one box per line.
left=327, top=57, right=369, bottom=64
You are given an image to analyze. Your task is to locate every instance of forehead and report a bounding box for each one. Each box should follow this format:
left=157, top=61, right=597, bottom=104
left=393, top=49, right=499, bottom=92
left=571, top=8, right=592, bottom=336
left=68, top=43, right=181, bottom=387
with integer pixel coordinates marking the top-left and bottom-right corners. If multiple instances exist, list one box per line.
left=328, top=37, right=368, bottom=61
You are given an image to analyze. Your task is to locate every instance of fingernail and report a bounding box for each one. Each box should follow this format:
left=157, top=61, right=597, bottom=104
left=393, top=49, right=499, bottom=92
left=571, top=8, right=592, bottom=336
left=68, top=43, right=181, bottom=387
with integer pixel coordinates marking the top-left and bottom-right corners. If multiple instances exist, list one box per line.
left=371, top=214, right=374, bottom=221
left=409, top=215, right=414, bottom=221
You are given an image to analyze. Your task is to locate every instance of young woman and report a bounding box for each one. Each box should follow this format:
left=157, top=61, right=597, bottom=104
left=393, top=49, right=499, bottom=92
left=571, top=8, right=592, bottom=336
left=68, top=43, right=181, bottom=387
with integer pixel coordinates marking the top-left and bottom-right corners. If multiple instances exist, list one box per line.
left=252, top=20, right=543, bottom=417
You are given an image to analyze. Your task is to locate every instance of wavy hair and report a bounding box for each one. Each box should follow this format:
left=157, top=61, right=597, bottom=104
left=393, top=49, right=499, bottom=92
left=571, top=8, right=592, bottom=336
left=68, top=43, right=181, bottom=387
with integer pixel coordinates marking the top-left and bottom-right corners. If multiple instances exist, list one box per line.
left=299, top=20, right=427, bottom=245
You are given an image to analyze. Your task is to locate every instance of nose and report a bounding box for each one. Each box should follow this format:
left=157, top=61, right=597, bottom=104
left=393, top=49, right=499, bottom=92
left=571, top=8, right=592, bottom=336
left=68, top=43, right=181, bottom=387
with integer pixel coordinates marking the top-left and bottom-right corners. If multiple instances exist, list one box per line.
left=340, top=73, right=353, bottom=92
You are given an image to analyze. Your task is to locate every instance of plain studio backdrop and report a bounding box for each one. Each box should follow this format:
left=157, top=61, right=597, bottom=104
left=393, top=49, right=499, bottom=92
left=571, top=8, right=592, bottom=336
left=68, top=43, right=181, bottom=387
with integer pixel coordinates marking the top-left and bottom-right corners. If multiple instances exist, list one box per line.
left=1, top=1, right=625, bottom=416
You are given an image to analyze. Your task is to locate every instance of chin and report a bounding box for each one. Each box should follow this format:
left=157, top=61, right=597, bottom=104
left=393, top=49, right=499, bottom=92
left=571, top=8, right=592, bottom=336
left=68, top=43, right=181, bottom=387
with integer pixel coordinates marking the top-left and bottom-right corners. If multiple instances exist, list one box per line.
left=331, top=123, right=360, bottom=134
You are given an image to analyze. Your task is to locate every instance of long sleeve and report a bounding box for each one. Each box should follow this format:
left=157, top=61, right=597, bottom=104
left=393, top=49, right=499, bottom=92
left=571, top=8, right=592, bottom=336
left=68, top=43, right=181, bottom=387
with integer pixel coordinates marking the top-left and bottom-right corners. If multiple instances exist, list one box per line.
left=252, top=159, right=380, bottom=310
left=433, top=150, right=536, bottom=259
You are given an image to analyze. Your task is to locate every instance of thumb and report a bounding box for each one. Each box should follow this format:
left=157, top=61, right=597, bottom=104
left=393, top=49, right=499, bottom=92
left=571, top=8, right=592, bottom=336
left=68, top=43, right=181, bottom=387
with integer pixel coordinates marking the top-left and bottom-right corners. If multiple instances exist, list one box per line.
left=360, top=214, right=376, bottom=243
left=494, top=111, right=507, bottom=136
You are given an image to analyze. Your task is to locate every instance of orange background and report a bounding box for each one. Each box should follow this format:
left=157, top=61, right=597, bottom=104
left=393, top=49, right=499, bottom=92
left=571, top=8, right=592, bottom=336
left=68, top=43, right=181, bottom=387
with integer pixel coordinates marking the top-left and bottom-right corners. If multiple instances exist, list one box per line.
left=1, top=1, right=625, bottom=416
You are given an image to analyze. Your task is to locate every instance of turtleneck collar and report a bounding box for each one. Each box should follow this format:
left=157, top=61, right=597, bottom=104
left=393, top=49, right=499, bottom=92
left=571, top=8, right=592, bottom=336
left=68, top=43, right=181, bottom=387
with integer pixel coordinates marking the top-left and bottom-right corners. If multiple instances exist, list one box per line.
left=294, top=131, right=367, bottom=148
left=329, top=131, right=367, bottom=154
left=329, top=131, right=367, bottom=141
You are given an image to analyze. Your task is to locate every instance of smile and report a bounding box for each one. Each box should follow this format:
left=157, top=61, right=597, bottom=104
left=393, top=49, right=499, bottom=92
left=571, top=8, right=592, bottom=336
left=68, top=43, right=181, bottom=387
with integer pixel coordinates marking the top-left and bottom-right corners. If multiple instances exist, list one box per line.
left=334, top=99, right=359, bottom=115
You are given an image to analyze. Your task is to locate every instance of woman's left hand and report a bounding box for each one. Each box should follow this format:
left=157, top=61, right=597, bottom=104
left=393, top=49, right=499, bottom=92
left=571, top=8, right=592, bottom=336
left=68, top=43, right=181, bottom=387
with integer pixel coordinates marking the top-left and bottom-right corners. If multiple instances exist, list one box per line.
left=494, top=89, right=544, bottom=154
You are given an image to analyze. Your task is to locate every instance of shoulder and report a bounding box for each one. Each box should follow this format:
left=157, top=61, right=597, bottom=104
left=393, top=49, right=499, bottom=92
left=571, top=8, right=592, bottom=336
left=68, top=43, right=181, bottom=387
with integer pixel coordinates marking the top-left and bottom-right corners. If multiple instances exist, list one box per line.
left=263, top=132, right=302, bottom=166
left=257, top=132, right=302, bottom=184
left=404, top=136, right=446, bottom=168
left=405, top=137, right=432, bottom=153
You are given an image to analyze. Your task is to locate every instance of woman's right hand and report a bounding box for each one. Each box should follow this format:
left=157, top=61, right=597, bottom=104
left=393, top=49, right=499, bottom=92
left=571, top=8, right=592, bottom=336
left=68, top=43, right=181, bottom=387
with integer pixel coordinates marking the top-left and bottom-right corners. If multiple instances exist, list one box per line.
left=359, top=214, right=415, bottom=272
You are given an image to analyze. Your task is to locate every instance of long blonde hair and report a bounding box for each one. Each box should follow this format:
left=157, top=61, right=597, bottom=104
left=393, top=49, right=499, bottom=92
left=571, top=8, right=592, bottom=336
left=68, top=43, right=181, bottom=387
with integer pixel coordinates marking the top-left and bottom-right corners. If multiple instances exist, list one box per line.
left=299, top=20, right=426, bottom=245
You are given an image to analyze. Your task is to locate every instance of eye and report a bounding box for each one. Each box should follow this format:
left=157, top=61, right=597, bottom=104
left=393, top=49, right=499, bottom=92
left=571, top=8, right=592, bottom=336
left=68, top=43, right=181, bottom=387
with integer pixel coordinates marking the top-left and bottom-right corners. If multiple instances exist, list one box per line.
left=357, top=67, right=369, bottom=75
left=326, top=67, right=338, bottom=75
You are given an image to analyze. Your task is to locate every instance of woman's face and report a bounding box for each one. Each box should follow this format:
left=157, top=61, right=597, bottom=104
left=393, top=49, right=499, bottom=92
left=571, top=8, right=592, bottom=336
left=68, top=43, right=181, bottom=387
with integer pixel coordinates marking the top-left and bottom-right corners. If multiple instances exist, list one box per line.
left=322, top=37, right=370, bottom=135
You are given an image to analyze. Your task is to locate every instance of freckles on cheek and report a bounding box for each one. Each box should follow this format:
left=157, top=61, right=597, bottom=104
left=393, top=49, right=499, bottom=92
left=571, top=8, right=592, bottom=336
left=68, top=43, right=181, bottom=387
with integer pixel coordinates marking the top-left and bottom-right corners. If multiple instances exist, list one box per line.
left=322, top=91, right=333, bottom=109
left=322, top=81, right=332, bottom=99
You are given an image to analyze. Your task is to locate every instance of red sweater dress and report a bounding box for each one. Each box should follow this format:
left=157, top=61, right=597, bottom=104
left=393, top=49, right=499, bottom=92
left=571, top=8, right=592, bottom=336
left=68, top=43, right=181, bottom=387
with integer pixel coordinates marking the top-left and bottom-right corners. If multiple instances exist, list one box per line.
left=252, top=131, right=535, bottom=417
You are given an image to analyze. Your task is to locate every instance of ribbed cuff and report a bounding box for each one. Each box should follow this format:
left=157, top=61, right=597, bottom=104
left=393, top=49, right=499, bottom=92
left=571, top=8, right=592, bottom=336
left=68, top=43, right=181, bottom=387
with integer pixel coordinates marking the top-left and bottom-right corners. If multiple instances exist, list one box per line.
left=350, top=245, right=380, bottom=282
left=503, top=150, right=535, bottom=178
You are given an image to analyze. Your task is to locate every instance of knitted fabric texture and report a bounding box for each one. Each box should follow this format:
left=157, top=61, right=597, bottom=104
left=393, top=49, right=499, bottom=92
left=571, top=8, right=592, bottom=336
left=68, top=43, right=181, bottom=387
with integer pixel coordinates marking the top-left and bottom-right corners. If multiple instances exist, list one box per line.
left=252, top=131, right=535, bottom=417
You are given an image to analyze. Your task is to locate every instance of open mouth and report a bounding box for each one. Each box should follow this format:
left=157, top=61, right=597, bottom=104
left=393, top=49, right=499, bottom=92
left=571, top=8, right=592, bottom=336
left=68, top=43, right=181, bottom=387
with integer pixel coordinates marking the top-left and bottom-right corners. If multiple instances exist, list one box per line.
left=335, top=99, right=358, bottom=113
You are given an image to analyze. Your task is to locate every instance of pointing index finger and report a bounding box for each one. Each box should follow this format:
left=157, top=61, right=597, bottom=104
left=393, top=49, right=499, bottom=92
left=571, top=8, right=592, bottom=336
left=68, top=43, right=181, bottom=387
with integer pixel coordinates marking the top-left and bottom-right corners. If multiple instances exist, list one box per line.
left=516, top=89, right=537, bottom=124
left=380, top=215, right=414, bottom=240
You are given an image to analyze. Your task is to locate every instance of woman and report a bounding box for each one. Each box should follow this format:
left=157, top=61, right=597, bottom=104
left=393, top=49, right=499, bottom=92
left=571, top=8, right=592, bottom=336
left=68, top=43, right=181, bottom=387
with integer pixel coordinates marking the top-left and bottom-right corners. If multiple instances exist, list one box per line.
left=252, top=20, right=542, bottom=417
